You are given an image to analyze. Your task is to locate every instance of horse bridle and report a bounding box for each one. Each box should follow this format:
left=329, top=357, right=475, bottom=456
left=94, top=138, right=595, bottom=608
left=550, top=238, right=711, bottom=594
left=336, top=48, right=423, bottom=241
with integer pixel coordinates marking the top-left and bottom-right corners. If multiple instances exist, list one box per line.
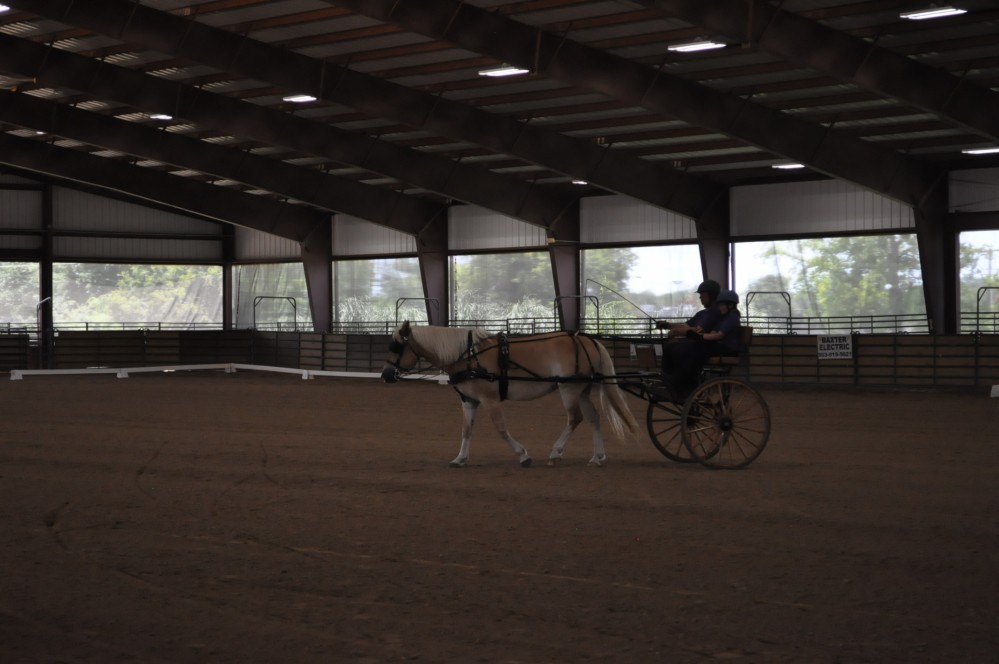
left=383, top=331, right=418, bottom=381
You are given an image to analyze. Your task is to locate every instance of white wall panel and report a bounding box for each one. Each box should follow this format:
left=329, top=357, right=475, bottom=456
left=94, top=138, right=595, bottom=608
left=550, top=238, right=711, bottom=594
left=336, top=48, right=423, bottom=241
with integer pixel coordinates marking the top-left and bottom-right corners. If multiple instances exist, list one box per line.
left=449, top=205, right=547, bottom=251
left=731, top=180, right=914, bottom=237
left=235, top=227, right=301, bottom=260
left=54, top=236, right=222, bottom=261
left=581, top=195, right=697, bottom=243
left=0, top=189, right=42, bottom=230
left=334, top=214, right=416, bottom=256
left=53, top=187, right=220, bottom=235
left=949, top=168, right=999, bottom=213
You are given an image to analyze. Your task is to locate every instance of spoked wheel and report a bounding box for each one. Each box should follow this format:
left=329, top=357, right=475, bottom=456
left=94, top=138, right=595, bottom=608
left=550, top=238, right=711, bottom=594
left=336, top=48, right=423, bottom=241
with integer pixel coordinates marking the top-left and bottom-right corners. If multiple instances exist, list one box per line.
left=681, top=378, right=770, bottom=469
left=646, top=390, right=697, bottom=463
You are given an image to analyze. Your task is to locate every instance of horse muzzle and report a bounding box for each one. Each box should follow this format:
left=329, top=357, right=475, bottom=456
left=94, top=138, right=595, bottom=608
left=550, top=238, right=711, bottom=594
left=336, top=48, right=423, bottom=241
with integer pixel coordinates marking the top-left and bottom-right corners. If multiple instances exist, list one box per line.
left=381, top=367, right=400, bottom=383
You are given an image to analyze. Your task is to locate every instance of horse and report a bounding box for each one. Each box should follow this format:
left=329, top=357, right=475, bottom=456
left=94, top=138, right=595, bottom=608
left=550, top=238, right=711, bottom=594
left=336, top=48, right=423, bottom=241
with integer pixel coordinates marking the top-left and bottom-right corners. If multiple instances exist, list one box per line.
left=380, top=321, right=639, bottom=468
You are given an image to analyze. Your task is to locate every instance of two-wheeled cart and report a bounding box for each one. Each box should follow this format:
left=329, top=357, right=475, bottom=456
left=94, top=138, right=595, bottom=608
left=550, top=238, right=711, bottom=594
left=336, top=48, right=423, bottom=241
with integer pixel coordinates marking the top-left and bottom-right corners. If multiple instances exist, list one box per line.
left=618, top=327, right=770, bottom=469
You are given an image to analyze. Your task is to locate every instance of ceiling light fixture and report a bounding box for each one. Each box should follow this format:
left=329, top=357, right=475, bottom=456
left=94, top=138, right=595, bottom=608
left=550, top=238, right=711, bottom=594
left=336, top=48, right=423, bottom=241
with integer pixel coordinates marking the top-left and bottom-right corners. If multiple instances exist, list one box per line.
left=772, top=163, right=805, bottom=170
left=477, top=65, right=530, bottom=77
left=572, top=179, right=588, bottom=185
left=282, top=94, right=317, bottom=103
left=149, top=113, right=173, bottom=120
left=667, top=41, right=726, bottom=53
left=899, top=6, right=967, bottom=20
left=961, top=146, right=999, bottom=155
left=0, top=5, right=10, bottom=12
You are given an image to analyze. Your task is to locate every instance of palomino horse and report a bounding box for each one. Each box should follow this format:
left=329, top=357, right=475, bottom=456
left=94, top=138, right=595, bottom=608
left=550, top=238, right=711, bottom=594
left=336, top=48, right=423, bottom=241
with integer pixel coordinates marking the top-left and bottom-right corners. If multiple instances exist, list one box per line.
left=381, top=321, right=639, bottom=468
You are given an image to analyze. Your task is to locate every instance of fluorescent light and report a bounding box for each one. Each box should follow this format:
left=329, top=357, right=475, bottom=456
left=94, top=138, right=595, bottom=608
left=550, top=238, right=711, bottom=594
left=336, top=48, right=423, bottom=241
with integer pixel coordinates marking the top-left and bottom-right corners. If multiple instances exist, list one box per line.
left=478, top=65, right=529, bottom=77
left=668, top=41, right=726, bottom=53
left=772, top=163, right=805, bottom=170
left=149, top=113, right=173, bottom=120
left=283, top=94, right=317, bottom=103
left=962, top=147, right=999, bottom=155
left=900, top=6, right=966, bottom=20
left=0, top=5, right=10, bottom=13
left=572, top=179, right=588, bottom=185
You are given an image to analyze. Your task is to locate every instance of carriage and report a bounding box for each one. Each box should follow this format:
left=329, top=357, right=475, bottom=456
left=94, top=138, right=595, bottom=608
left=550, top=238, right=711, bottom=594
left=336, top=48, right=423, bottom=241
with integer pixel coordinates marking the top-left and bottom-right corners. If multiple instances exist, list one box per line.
left=381, top=322, right=770, bottom=470
left=618, top=326, right=770, bottom=470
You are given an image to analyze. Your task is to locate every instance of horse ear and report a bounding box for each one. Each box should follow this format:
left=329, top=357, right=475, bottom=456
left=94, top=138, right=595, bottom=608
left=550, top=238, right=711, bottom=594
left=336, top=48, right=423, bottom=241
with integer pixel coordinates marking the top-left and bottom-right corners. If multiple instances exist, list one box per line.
left=400, top=320, right=411, bottom=336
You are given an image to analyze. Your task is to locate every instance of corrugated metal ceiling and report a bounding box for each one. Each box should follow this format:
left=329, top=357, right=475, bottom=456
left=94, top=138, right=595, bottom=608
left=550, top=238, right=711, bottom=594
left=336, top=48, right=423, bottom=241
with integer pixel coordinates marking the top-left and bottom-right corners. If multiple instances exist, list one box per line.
left=0, top=0, right=996, bottom=240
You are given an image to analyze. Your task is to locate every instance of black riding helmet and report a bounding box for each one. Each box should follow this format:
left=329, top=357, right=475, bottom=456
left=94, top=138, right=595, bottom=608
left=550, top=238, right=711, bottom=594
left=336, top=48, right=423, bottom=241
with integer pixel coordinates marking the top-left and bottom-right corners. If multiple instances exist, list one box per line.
left=717, top=289, right=740, bottom=306
left=695, top=280, right=721, bottom=297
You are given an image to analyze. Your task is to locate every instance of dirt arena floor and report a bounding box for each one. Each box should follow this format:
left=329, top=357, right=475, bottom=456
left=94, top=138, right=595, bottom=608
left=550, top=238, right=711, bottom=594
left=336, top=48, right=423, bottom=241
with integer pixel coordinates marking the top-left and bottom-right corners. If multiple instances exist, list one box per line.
left=0, top=370, right=996, bottom=663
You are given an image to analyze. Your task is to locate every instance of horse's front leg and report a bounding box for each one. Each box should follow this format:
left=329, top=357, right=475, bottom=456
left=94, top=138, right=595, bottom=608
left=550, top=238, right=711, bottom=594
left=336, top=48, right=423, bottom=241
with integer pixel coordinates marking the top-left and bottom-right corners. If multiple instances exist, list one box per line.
left=449, top=399, right=478, bottom=468
left=485, top=402, right=532, bottom=468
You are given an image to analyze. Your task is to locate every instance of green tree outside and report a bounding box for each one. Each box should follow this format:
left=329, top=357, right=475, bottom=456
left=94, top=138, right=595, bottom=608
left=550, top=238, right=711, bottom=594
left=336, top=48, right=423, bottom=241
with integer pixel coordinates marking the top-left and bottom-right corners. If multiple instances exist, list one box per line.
left=451, top=252, right=557, bottom=325
left=3, top=231, right=997, bottom=330
left=0, top=262, right=40, bottom=324
left=54, top=263, right=223, bottom=326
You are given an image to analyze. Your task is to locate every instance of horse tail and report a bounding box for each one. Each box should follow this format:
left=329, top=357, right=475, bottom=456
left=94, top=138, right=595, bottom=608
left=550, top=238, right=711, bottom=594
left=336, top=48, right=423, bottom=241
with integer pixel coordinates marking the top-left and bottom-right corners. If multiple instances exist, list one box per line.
left=593, top=339, right=640, bottom=442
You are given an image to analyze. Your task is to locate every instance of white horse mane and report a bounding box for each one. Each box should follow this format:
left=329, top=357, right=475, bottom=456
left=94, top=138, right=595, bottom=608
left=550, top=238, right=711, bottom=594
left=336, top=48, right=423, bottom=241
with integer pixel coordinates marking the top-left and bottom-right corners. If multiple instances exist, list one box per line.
left=409, top=325, right=494, bottom=365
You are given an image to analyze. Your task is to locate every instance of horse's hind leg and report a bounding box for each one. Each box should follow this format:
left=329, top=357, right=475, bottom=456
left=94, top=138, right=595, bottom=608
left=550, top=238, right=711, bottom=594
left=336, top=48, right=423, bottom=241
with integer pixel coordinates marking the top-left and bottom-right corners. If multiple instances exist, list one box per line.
left=580, top=389, right=607, bottom=466
left=485, top=402, right=532, bottom=468
left=546, top=385, right=585, bottom=467
left=449, top=399, right=478, bottom=468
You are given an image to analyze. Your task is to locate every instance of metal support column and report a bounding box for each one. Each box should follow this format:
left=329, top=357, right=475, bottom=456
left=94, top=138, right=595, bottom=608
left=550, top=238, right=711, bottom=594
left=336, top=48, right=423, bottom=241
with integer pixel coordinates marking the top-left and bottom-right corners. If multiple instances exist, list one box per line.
left=301, top=216, right=333, bottom=333
left=697, top=191, right=731, bottom=287
left=549, top=201, right=581, bottom=331
left=39, top=184, right=54, bottom=369
left=915, top=186, right=955, bottom=334
left=417, top=212, right=449, bottom=327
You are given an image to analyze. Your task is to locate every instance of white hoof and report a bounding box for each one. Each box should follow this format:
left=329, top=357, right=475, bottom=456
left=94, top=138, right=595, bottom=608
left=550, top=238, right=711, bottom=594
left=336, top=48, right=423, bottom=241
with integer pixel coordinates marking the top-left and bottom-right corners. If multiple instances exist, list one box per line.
left=546, top=457, right=561, bottom=467
left=448, top=458, right=467, bottom=468
left=588, top=455, right=606, bottom=467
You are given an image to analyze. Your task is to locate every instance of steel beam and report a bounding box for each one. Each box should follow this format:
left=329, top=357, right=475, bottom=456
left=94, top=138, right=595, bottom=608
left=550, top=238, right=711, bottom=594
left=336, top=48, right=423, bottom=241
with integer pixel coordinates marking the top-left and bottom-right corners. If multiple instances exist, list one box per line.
left=0, top=133, right=327, bottom=242
left=337, top=0, right=943, bottom=209
left=0, top=3, right=580, bottom=230
left=8, top=0, right=721, bottom=221
left=0, top=35, right=565, bottom=232
left=0, top=90, right=443, bottom=237
left=646, top=0, right=999, bottom=143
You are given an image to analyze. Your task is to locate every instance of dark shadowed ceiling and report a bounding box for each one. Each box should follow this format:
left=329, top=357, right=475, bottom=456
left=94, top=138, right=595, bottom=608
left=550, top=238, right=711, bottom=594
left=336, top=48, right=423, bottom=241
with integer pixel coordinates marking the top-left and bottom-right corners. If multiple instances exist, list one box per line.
left=1, top=0, right=998, bottom=242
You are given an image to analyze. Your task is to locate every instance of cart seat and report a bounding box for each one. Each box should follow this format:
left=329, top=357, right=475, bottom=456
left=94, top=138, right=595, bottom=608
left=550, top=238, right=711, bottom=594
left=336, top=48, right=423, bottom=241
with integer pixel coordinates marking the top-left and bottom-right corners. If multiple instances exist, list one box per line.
left=635, top=345, right=659, bottom=371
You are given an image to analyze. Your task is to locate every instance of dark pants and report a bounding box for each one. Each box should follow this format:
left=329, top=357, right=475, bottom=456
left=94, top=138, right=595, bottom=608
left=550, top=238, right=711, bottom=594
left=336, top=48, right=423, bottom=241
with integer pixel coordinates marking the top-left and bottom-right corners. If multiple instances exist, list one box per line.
left=660, top=339, right=736, bottom=400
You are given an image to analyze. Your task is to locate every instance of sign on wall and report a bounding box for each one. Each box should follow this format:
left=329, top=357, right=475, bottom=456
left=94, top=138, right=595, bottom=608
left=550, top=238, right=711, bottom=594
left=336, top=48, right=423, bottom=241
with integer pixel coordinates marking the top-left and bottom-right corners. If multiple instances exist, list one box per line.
left=817, top=334, right=853, bottom=360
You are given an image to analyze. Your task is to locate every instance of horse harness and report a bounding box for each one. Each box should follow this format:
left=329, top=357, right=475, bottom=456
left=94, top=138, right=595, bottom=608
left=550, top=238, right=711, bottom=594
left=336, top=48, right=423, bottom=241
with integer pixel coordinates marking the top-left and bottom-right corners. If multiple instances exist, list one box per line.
left=450, top=331, right=602, bottom=402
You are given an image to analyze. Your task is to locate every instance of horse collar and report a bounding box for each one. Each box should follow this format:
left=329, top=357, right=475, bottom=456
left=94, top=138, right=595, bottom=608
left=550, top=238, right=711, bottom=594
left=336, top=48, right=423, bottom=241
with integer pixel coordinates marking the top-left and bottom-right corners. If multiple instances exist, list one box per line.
left=450, top=331, right=512, bottom=401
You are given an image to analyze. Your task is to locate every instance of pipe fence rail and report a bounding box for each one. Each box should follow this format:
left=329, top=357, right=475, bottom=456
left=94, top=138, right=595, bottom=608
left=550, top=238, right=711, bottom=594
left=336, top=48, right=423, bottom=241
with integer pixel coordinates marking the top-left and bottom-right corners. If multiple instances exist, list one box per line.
left=2, top=325, right=996, bottom=390
left=2, top=310, right=998, bottom=337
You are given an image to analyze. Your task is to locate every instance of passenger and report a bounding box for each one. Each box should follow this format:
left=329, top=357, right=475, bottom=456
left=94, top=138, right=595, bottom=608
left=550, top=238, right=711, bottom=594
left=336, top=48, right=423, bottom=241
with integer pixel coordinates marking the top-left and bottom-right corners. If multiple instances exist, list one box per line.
left=660, top=289, right=742, bottom=402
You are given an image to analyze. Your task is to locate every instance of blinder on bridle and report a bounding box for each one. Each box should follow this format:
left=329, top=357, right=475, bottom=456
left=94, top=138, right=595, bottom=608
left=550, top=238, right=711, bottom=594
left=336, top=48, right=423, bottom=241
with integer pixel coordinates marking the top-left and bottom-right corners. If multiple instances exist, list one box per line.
left=381, top=333, right=411, bottom=383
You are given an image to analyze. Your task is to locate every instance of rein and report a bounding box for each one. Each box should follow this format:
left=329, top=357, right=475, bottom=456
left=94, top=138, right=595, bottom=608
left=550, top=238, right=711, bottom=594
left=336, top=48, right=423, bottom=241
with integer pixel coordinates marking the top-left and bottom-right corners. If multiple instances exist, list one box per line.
left=388, top=326, right=606, bottom=401
left=449, top=331, right=602, bottom=401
